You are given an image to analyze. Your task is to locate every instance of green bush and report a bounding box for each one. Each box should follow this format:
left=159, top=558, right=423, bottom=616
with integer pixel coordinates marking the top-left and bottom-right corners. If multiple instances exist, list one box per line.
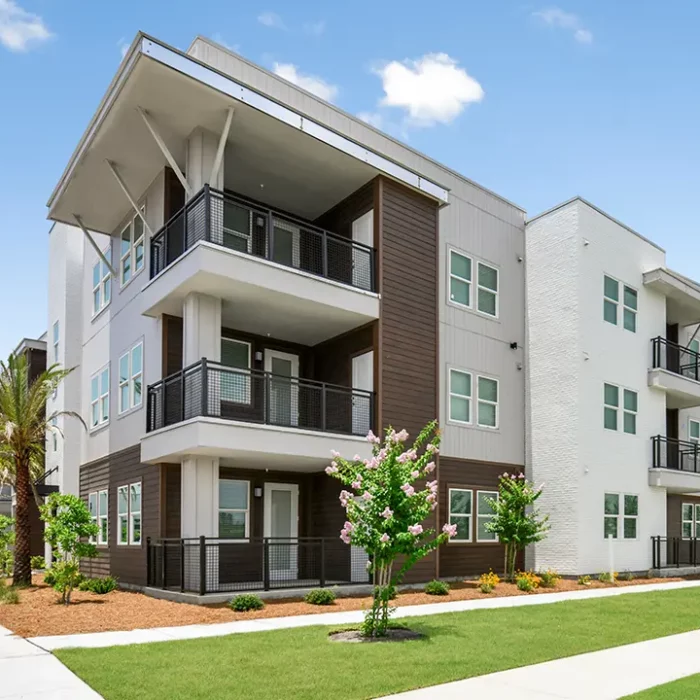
left=229, top=594, right=264, bottom=612
left=304, top=588, right=336, bottom=606
left=43, top=569, right=56, bottom=586
left=479, top=582, right=494, bottom=594
left=424, top=580, right=450, bottom=596
left=598, top=571, right=617, bottom=584
left=618, top=571, right=634, bottom=582
left=0, top=581, right=19, bottom=605
left=577, top=574, right=592, bottom=586
left=538, top=569, right=561, bottom=588
left=81, top=576, right=118, bottom=594
left=30, top=555, right=46, bottom=571
left=515, top=571, right=541, bottom=592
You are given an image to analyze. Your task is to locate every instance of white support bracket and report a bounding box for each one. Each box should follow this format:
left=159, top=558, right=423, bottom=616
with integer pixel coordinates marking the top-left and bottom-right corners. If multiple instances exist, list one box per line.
left=210, top=107, right=235, bottom=185
left=137, top=106, right=192, bottom=197
left=73, top=214, right=118, bottom=278
left=105, top=160, right=154, bottom=238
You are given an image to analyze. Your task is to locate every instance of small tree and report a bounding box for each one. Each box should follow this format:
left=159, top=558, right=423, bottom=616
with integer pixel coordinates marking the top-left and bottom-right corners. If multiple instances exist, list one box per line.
left=485, top=473, right=550, bottom=582
left=327, top=421, right=457, bottom=637
left=0, top=515, right=14, bottom=578
left=40, top=493, right=98, bottom=604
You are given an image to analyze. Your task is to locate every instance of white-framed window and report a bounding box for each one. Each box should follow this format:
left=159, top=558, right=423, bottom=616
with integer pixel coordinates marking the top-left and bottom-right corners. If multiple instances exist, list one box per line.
left=118, top=342, right=143, bottom=414
left=223, top=200, right=253, bottom=253
left=220, top=338, right=252, bottom=404
left=477, top=376, right=499, bottom=428
left=604, top=493, right=638, bottom=540
left=681, top=503, right=700, bottom=539
left=448, top=488, right=472, bottom=542
left=603, top=275, right=637, bottom=332
left=690, top=419, right=700, bottom=444
left=476, top=490, right=498, bottom=542
left=92, top=252, right=112, bottom=316
left=120, top=207, right=145, bottom=286
left=603, top=275, right=619, bottom=325
left=52, top=321, right=59, bottom=363
left=219, top=479, right=250, bottom=539
left=603, top=383, right=637, bottom=434
left=50, top=417, right=58, bottom=451
left=90, top=366, right=110, bottom=429
left=449, top=369, right=471, bottom=424
left=623, top=285, right=638, bottom=332
left=88, top=492, right=97, bottom=544
left=449, top=250, right=471, bottom=308
left=88, top=489, right=108, bottom=545
left=448, top=249, right=499, bottom=318
left=117, top=482, right=141, bottom=545
left=477, top=262, right=499, bottom=317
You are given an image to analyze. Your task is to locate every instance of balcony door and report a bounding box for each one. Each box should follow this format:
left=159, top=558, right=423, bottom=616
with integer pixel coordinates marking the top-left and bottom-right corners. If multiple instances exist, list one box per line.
left=352, top=210, right=373, bottom=290
left=264, top=483, right=299, bottom=581
left=351, top=350, right=373, bottom=436
left=272, top=219, right=301, bottom=269
left=264, top=350, right=299, bottom=427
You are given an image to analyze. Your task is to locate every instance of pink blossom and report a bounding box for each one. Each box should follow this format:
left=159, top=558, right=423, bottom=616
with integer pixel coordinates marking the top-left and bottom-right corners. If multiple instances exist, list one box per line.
left=340, top=529, right=352, bottom=544
left=400, top=484, right=415, bottom=497
left=411, top=470, right=420, bottom=479
left=502, top=472, right=509, bottom=478
left=397, top=452, right=409, bottom=464
left=352, top=480, right=362, bottom=490
left=325, top=464, right=338, bottom=475
left=442, top=523, right=458, bottom=538
left=381, top=507, right=393, bottom=519
left=362, top=491, right=373, bottom=501
left=366, top=430, right=380, bottom=445
left=430, top=501, right=438, bottom=511
left=331, top=450, right=341, bottom=458
left=380, top=533, right=390, bottom=544
left=425, top=461, right=436, bottom=473
left=427, top=480, right=438, bottom=493
left=511, top=474, right=517, bottom=480
left=363, top=457, right=379, bottom=469
left=377, top=448, right=388, bottom=461
left=344, top=521, right=354, bottom=532
left=339, top=490, right=352, bottom=507
left=427, top=493, right=436, bottom=503
left=426, top=443, right=439, bottom=454
left=517, top=473, right=525, bottom=479
left=408, top=524, right=423, bottom=536
left=354, top=454, right=361, bottom=461
left=396, top=429, right=409, bottom=442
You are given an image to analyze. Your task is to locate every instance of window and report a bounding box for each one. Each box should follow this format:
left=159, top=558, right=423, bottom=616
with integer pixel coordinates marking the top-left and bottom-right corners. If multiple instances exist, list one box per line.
left=88, top=490, right=108, bottom=545
left=118, top=342, right=143, bottom=414
left=681, top=503, right=700, bottom=539
left=623, top=389, right=637, bottom=435
left=623, top=286, right=637, bottom=332
left=448, top=489, right=472, bottom=542
left=603, top=275, right=636, bottom=331
left=604, top=493, right=638, bottom=539
left=120, top=208, right=145, bottom=285
left=117, top=482, right=141, bottom=545
left=690, top=339, right=700, bottom=355
left=477, top=262, right=498, bottom=317
left=50, top=417, right=58, bottom=451
left=690, top=420, right=700, bottom=444
left=476, top=490, right=498, bottom=542
left=449, top=251, right=471, bottom=308
left=52, top=321, right=59, bottom=363
left=449, top=369, right=471, bottom=424
left=477, top=376, right=499, bottom=428
left=92, top=253, right=112, bottom=315
left=90, top=367, right=110, bottom=429
left=223, top=201, right=253, bottom=253
left=220, top=339, right=252, bottom=404
left=88, top=492, right=96, bottom=543
left=219, top=479, right=249, bottom=538
left=603, top=383, right=636, bottom=434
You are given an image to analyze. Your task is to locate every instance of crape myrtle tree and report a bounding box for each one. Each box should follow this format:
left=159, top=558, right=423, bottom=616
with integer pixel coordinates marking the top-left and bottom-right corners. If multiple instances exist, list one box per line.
left=326, top=420, right=457, bottom=637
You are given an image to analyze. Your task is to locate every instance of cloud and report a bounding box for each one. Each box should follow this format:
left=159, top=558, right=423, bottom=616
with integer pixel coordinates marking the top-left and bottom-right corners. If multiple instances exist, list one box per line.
left=371, top=53, right=484, bottom=127
left=357, top=111, right=383, bottom=129
left=258, top=11, right=285, bottom=30
left=272, top=62, right=338, bottom=102
left=117, top=37, right=129, bottom=58
left=533, top=7, right=593, bottom=44
left=0, top=0, right=51, bottom=52
left=303, top=20, right=325, bottom=36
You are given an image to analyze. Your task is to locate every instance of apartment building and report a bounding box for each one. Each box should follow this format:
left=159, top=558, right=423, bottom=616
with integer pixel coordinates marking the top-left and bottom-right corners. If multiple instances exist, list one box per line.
left=44, top=33, right=525, bottom=593
left=527, top=198, right=700, bottom=575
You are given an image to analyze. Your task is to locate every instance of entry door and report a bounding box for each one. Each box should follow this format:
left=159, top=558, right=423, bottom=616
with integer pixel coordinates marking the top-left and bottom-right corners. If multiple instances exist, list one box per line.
left=264, top=483, right=299, bottom=580
left=272, top=219, right=301, bottom=269
left=264, top=350, right=300, bottom=427
left=351, top=210, right=373, bottom=290
left=351, top=351, right=373, bottom=436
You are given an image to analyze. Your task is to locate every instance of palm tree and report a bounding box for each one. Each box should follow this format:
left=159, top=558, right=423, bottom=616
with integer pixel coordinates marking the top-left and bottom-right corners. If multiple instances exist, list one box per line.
left=0, top=354, right=80, bottom=586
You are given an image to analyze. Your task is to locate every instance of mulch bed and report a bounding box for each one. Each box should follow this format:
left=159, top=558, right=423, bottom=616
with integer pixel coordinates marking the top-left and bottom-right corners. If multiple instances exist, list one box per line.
left=0, top=574, right=684, bottom=639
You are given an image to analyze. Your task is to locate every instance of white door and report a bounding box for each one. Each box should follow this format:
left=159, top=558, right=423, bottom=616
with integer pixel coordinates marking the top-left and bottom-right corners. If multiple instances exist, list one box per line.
left=351, top=351, right=373, bottom=436
left=351, top=210, right=373, bottom=290
left=264, top=350, right=300, bottom=427
left=264, top=483, right=299, bottom=580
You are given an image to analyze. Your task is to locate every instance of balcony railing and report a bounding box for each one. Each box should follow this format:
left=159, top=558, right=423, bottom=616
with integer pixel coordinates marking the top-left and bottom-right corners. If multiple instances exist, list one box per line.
left=651, top=435, right=700, bottom=472
left=146, top=359, right=374, bottom=437
left=147, top=537, right=371, bottom=594
left=651, top=336, right=700, bottom=381
left=150, top=185, right=376, bottom=292
left=651, top=536, right=700, bottom=569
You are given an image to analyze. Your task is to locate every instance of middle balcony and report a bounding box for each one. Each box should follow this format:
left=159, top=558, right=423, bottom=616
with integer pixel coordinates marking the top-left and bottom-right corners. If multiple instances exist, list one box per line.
left=141, top=185, right=379, bottom=345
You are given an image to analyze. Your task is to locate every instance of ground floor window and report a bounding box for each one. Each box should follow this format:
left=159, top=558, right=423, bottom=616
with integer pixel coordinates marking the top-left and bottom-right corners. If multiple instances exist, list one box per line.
left=682, top=502, right=700, bottom=539
left=604, top=493, right=638, bottom=539
left=449, top=487, right=499, bottom=543
left=117, top=482, right=142, bottom=545
left=88, top=489, right=108, bottom=545
left=219, top=479, right=249, bottom=538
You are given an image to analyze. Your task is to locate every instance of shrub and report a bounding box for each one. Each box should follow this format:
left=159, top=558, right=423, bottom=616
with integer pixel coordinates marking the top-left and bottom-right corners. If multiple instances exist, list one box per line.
left=479, top=582, right=494, bottom=594
left=515, top=571, right=541, bottom=592
left=598, top=571, right=618, bottom=584
left=30, top=556, right=46, bottom=571
left=424, top=580, right=450, bottom=596
left=479, top=571, right=500, bottom=588
left=618, top=571, right=634, bottom=582
left=0, top=515, right=14, bottom=578
left=304, top=588, right=336, bottom=606
left=81, top=576, right=118, bottom=594
left=229, top=594, right=264, bottom=612
left=43, top=569, right=56, bottom=587
left=0, top=583, right=19, bottom=605
left=577, top=574, right=592, bottom=586
left=538, top=569, right=561, bottom=588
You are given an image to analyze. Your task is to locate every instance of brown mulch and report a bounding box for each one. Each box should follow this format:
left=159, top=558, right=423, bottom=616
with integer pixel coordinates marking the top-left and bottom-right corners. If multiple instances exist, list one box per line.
left=0, top=574, right=684, bottom=639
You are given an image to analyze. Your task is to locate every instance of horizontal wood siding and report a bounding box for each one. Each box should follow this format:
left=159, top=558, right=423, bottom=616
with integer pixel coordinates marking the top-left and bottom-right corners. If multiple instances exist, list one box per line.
left=79, top=457, right=111, bottom=578
left=667, top=494, right=700, bottom=539
left=314, top=181, right=374, bottom=240
left=163, top=464, right=181, bottom=538
left=312, top=324, right=375, bottom=388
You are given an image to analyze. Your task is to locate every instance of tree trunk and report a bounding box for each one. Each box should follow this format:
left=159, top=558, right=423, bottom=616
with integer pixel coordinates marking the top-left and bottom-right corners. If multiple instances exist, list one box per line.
left=12, top=454, right=31, bottom=586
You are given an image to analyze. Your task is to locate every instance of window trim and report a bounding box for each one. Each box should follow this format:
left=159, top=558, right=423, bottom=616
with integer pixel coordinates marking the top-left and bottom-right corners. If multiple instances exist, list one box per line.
left=476, top=261, right=499, bottom=319
left=603, top=492, right=638, bottom=540
left=220, top=338, right=253, bottom=406
left=92, top=248, right=112, bottom=318
left=476, top=375, right=499, bottom=429
left=117, top=482, right=142, bottom=546
left=447, top=247, right=500, bottom=320
left=448, top=487, right=473, bottom=543
left=622, top=283, right=638, bottom=333
left=448, top=368, right=500, bottom=431
left=476, top=490, right=499, bottom=543
left=603, top=382, right=637, bottom=434
left=90, top=365, right=110, bottom=431
left=88, top=489, right=109, bottom=546
left=689, top=419, right=700, bottom=443
left=118, top=341, right=143, bottom=415
left=681, top=502, right=700, bottom=540
left=218, top=478, right=250, bottom=540
left=448, top=249, right=472, bottom=311
left=448, top=368, right=472, bottom=426
left=603, top=274, right=637, bottom=332
left=119, top=205, right=146, bottom=289
left=129, top=482, right=142, bottom=546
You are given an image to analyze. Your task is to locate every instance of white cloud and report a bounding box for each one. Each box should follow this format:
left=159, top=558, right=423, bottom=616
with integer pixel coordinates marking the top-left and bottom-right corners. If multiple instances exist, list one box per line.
left=258, top=11, right=285, bottom=30
left=117, top=37, right=129, bottom=58
left=372, top=53, right=484, bottom=127
left=303, top=20, right=325, bottom=36
left=0, top=0, right=51, bottom=52
left=357, top=111, right=383, bottom=129
left=534, top=7, right=593, bottom=44
left=272, top=62, right=338, bottom=102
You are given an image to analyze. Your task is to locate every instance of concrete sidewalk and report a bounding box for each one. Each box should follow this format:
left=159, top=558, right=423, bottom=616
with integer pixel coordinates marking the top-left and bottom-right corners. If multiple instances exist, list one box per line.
left=380, top=629, right=700, bottom=699
left=29, top=578, right=700, bottom=652
left=0, top=624, right=101, bottom=699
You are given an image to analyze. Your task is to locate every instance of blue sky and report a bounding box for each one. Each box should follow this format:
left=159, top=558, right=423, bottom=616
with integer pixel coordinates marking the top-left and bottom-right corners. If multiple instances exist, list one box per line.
left=0, top=0, right=698, bottom=358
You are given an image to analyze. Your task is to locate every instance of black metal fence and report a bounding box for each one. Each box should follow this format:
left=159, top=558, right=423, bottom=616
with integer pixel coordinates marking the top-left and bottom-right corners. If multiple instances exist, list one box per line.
left=147, top=537, right=371, bottom=594
left=146, top=359, right=374, bottom=437
left=651, top=435, right=700, bottom=472
left=651, top=536, right=700, bottom=569
left=651, top=336, right=700, bottom=381
left=150, top=185, right=376, bottom=292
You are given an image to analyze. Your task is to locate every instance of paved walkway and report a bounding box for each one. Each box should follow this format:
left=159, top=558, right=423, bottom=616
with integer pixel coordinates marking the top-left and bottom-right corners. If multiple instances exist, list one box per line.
left=380, top=629, right=700, bottom=699
left=29, top=578, right=700, bottom=651
left=0, top=624, right=101, bottom=699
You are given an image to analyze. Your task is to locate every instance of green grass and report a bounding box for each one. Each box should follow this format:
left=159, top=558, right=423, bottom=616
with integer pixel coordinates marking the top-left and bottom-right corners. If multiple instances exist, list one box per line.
left=57, top=588, right=700, bottom=700
left=623, top=674, right=700, bottom=699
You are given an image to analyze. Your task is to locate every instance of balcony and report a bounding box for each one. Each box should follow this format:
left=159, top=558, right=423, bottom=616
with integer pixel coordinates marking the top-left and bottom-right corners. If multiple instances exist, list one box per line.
left=649, top=435, right=700, bottom=493
left=141, top=359, right=374, bottom=466
left=648, top=337, right=700, bottom=409
left=141, top=186, right=379, bottom=345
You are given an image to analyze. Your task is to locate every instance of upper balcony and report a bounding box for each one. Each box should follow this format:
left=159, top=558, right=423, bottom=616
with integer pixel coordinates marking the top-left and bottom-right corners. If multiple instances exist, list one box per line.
left=649, top=337, right=700, bottom=409
left=649, top=435, right=700, bottom=493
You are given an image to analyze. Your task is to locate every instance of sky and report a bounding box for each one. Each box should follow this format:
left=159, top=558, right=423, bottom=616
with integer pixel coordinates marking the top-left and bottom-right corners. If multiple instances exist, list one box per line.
left=0, top=0, right=698, bottom=358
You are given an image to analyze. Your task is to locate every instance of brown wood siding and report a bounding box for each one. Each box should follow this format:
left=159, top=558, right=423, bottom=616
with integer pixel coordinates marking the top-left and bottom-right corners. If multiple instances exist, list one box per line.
left=311, top=323, right=375, bottom=388
left=163, top=167, right=185, bottom=222
left=667, top=494, right=700, bottom=539
left=79, top=457, right=111, bottom=578
left=162, top=315, right=183, bottom=376
left=163, top=464, right=181, bottom=538
left=314, top=181, right=374, bottom=239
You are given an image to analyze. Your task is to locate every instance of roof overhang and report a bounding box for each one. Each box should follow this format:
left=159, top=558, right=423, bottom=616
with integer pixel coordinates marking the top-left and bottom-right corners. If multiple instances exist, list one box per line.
left=644, top=267, right=700, bottom=326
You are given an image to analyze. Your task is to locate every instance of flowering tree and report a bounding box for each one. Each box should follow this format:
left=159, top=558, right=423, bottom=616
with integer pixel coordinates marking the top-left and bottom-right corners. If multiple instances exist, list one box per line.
left=326, top=421, right=456, bottom=637
left=484, top=473, right=550, bottom=582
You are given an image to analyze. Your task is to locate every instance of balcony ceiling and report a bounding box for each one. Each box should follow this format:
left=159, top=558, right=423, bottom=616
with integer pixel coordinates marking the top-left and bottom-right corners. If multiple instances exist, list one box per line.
left=644, top=268, right=700, bottom=326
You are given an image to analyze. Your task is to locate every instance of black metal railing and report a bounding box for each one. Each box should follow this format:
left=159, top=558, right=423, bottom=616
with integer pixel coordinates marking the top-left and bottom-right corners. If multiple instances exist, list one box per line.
left=651, top=435, right=700, bottom=472
left=651, top=536, right=700, bottom=569
left=147, top=536, right=371, bottom=594
left=150, top=185, right=376, bottom=292
left=146, top=359, right=374, bottom=437
left=651, top=336, right=700, bottom=381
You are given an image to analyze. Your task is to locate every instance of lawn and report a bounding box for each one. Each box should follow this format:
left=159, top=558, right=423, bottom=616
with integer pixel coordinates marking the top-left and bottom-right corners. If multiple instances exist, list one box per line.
left=623, top=674, right=700, bottom=699
left=57, top=588, right=700, bottom=700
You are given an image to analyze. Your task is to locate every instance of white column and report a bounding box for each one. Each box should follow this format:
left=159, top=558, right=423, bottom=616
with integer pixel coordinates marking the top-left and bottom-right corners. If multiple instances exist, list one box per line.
left=183, top=293, right=222, bottom=365
left=186, top=127, right=224, bottom=193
